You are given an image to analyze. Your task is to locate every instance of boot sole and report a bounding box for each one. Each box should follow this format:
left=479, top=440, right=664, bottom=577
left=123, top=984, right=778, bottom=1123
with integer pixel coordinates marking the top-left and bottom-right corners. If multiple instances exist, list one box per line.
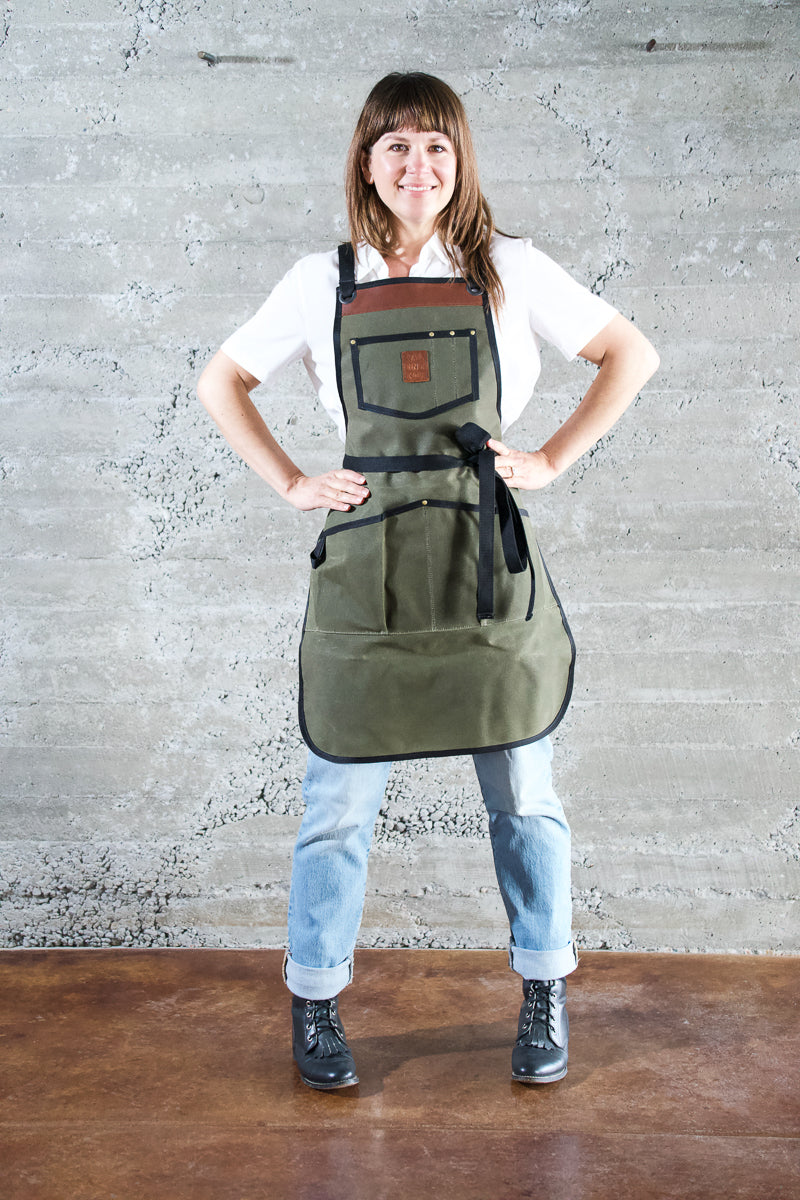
left=512, top=1066, right=568, bottom=1084
left=299, top=1072, right=360, bottom=1090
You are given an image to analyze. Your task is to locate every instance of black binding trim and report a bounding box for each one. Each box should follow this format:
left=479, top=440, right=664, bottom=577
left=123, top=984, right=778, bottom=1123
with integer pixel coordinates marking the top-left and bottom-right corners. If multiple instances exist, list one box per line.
left=351, top=329, right=476, bottom=347
left=310, top=492, right=531, bottom=571
left=483, top=293, right=503, bottom=419
left=337, top=273, right=476, bottom=294
left=298, top=720, right=572, bottom=765
left=310, top=498, right=481, bottom=568
left=343, top=453, right=464, bottom=472
left=298, top=639, right=575, bottom=763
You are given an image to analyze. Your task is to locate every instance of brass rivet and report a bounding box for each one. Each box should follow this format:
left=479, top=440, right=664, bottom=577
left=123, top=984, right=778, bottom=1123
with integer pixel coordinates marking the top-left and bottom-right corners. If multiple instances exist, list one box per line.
left=429, top=331, right=435, bottom=337
left=350, top=339, right=356, bottom=344
left=422, top=499, right=428, bottom=506
left=450, top=330, right=455, bottom=336
left=470, top=329, right=476, bottom=335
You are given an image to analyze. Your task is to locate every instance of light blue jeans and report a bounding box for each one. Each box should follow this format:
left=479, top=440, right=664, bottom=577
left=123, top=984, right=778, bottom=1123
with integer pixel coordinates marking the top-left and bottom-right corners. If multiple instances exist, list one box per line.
left=284, top=738, right=578, bottom=1000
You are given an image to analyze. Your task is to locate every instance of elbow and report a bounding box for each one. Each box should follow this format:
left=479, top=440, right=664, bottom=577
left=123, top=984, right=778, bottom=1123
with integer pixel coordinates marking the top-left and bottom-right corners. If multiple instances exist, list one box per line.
left=196, top=360, right=221, bottom=414
left=196, top=369, right=211, bottom=410
left=642, top=341, right=660, bottom=381
left=602, top=336, right=660, bottom=391
left=596, top=318, right=660, bottom=385
left=196, top=351, right=259, bottom=413
left=629, top=328, right=660, bottom=385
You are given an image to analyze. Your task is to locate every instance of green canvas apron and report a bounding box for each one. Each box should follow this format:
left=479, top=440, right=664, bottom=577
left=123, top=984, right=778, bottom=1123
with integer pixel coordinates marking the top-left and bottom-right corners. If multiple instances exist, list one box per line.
left=298, top=243, right=575, bottom=763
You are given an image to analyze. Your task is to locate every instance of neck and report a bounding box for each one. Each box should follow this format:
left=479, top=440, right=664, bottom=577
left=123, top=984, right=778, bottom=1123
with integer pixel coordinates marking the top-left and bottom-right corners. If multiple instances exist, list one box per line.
left=384, top=222, right=437, bottom=276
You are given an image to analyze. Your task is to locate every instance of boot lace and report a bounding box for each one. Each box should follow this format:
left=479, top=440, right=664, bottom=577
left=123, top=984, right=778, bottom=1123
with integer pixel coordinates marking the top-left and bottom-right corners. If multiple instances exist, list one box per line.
left=518, top=980, right=557, bottom=1047
left=305, top=999, right=348, bottom=1058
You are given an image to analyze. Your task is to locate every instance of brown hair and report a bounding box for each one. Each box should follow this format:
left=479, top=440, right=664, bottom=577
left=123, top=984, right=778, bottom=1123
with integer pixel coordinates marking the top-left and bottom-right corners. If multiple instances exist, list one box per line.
left=345, top=72, right=504, bottom=312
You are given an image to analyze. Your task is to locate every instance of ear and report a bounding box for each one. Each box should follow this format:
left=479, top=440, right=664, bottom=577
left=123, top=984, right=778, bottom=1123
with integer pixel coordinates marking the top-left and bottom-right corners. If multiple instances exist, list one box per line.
left=360, top=149, right=373, bottom=185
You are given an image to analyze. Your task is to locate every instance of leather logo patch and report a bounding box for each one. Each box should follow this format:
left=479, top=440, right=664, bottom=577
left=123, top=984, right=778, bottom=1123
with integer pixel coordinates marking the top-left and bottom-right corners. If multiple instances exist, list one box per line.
left=401, top=350, right=430, bottom=383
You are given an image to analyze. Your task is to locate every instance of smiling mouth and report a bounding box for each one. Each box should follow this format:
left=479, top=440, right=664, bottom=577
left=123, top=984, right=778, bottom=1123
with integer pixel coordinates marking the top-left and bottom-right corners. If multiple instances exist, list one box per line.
left=399, top=184, right=436, bottom=192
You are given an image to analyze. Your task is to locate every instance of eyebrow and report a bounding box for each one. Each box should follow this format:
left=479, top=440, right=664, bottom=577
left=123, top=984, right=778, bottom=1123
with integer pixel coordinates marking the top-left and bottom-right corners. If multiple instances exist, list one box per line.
left=378, top=131, right=451, bottom=142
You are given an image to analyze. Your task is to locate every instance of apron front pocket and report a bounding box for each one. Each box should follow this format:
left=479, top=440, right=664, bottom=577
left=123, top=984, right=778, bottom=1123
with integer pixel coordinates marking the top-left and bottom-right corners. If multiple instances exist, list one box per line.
left=305, top=516, right=386, bottom=635
left=382, top=501, right=544, bottom=632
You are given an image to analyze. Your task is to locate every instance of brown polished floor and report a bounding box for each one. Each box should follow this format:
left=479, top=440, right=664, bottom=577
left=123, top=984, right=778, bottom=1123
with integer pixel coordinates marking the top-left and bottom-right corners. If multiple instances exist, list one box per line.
left=1, top=949, right=798, bottom=1200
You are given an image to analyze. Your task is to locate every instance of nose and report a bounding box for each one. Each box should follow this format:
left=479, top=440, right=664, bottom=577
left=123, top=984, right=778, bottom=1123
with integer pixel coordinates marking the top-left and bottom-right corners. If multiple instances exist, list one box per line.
left=404, top=145, right=428, bottom=174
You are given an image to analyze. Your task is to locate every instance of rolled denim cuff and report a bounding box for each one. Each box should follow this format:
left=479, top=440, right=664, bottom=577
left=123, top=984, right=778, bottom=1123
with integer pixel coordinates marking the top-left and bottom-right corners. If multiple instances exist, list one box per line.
left=282, top=951, right=354, bottom=1000
left=508, top=939, right=578, bottom=981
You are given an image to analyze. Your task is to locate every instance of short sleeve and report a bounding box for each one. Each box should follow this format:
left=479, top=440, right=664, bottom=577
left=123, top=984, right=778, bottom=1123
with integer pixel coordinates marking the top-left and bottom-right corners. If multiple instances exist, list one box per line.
left=220, top=263, right=308, bottom=384
left=522, top=241, right=618, bottom=361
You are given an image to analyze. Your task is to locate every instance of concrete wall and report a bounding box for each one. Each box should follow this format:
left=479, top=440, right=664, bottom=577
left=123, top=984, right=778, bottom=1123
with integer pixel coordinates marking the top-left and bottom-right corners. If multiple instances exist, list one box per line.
left=2, top=0, right=798, bottom=953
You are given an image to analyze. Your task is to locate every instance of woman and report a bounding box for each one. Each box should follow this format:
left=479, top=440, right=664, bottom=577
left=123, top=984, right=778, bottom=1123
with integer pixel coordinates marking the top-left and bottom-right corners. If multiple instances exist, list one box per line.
left=197, top=72, right=659, bottom=1090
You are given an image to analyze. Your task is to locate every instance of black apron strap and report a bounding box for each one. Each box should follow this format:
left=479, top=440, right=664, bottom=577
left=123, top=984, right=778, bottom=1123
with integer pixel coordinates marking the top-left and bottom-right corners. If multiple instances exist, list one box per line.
left=343, top=453, right=463, bottom=473
left=475, top=441, right=496, bottom=622
left=454, top=422, right=535, bottom=623
left=337, top=242, right=357, bottom=304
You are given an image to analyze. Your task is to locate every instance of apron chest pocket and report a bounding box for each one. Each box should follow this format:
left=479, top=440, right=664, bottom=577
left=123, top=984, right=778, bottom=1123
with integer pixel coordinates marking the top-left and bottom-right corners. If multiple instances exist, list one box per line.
left=350, top=328, right=479, bottom=420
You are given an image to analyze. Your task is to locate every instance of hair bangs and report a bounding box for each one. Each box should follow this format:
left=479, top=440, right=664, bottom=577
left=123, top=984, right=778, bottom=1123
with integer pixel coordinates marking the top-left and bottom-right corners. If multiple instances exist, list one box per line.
left=363, top=76, right=463, bottom=147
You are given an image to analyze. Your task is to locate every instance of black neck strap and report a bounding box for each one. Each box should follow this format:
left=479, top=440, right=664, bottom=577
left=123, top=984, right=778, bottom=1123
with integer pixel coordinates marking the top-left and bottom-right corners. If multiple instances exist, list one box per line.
left=338, top=242, right=357, bottom=304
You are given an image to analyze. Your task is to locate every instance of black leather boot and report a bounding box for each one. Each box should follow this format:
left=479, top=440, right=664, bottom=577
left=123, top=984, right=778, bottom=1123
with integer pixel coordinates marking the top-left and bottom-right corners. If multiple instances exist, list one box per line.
left=511, top=977, right=568, bottom=1084
left=291, top=995, right=359, bottom=1090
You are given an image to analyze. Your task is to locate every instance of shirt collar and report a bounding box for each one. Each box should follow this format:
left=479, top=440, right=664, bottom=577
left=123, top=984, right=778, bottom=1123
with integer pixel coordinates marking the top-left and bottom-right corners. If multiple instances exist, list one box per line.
left=355, top=233, right=457, bottom=282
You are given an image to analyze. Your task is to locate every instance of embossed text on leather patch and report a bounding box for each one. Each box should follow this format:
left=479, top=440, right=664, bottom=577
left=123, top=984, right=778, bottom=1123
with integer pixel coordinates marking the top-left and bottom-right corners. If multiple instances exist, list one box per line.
left=401, top=350, right=430, bottom=383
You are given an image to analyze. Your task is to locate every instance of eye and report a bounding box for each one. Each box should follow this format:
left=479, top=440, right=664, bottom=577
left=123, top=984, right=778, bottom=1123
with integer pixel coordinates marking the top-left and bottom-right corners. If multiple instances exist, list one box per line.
left=388, top=143, right=408, bottom=152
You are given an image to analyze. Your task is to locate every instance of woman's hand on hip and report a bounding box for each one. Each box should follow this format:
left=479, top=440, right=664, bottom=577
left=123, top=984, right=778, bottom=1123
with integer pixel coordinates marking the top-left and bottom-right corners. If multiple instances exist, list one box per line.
left=284, top=469, right=370, bottom=512
left=486, top=438, right=558, bottom=490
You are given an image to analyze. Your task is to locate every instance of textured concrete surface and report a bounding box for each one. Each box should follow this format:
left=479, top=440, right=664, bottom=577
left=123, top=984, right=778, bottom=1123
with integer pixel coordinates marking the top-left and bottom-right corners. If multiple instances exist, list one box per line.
left=1, top=1, right=798, bottom=952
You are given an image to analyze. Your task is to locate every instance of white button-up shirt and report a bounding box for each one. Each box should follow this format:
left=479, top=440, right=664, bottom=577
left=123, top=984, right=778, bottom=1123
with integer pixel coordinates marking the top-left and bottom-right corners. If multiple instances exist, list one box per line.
left=221, top=233, right=617, bottom=442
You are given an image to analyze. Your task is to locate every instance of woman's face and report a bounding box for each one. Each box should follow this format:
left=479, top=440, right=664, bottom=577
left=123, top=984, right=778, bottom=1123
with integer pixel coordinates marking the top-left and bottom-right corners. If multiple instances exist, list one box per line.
left=362, top=127, right=457, bottom=240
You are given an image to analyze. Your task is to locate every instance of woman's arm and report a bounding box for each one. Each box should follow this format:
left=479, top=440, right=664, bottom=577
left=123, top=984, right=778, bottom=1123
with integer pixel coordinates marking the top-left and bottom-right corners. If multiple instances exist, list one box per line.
left=196, top=350, right=370, bottom=512
left=487, top=313, right=660, bottom=489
